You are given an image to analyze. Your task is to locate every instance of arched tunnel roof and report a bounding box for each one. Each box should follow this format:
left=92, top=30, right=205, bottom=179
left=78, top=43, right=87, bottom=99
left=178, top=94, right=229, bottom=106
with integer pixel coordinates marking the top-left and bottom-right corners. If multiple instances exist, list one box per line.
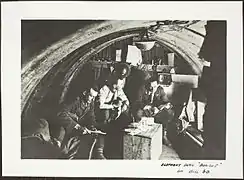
left=21, top=20, right=207, bottom=114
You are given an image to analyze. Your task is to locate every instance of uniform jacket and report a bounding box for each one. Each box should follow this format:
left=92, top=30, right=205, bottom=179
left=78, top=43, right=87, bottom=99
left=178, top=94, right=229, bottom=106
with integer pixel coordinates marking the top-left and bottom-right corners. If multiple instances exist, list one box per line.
left=57, top=96, right=96, bottom=135
left=98, top=85, right=129, bottom=110
left=142, top=85, right=168, bottom=108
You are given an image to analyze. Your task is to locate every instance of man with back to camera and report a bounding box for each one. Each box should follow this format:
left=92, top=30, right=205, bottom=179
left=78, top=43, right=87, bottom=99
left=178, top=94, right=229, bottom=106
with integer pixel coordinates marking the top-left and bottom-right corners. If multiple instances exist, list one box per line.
left=98, top=62, right=130, bottom=91
left=21, top=118, right=64, bottom=159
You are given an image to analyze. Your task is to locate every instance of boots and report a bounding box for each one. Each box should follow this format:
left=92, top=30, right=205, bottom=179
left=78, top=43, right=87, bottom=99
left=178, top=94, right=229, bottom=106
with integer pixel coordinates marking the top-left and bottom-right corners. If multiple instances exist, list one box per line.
left=94, top=135, right=106, bottom=160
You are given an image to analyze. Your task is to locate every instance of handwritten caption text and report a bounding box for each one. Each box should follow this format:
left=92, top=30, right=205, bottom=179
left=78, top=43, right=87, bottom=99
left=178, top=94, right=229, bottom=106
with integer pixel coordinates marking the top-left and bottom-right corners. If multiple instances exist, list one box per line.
left=161, top=162, right=223, bottom=174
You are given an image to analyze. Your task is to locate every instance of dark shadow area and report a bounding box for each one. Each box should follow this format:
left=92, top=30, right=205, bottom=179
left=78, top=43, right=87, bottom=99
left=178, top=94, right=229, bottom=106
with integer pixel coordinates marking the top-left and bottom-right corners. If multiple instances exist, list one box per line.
left=199, top=21, right=227, bottom=160
left=21, top=20, right=103, bottom=66
left=64, top=63, right=95, bottom=105
left=167, top=20, right=227, bottom=160
left=20, top=20, right=226, bottom=160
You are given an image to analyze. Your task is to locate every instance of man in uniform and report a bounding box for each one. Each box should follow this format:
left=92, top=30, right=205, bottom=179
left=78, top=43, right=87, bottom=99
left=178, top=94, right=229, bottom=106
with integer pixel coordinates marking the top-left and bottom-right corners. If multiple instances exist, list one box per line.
left=56, top=86, right=106, bottom=159
left=131, top=75, right=174, bottom=146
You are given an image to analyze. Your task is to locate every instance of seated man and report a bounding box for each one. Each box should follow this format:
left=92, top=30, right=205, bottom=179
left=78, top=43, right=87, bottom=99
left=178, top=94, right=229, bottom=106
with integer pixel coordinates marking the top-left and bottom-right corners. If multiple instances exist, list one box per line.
left=97, top=76, right=132, bottom=159
left=131, top=75, right=174, bottom=146
left=56, top=86, right=106, bottom=159
left=97, top=76, right=130, bottom=127
left=132, top=75, right=171, bottom=118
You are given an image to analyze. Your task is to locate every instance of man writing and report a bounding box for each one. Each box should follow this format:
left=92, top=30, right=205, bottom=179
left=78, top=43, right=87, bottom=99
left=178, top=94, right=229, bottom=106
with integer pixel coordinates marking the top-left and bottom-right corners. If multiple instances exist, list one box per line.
left=56, top=86, right=106, bottom=159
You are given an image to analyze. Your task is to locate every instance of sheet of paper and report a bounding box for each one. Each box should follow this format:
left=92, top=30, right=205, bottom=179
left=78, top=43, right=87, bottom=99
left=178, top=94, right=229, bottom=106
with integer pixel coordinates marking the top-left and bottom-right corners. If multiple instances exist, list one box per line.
left=126, top=45, right=143, bottom=66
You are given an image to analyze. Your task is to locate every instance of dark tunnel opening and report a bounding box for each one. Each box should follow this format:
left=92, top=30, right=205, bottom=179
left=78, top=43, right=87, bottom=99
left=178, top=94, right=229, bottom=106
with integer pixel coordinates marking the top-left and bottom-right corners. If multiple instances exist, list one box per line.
left=21, top=20, right=105, bottom=67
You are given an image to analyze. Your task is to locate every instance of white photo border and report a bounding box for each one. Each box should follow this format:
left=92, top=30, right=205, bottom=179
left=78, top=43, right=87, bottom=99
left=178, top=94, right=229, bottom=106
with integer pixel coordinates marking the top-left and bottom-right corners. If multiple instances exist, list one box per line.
left=1, top=1, right=243, bottom=178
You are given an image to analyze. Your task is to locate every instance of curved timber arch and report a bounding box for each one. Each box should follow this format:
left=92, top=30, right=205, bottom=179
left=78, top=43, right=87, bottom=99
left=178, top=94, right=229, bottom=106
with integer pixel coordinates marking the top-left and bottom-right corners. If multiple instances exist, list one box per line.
left=21, top=20, right=206, bottom=119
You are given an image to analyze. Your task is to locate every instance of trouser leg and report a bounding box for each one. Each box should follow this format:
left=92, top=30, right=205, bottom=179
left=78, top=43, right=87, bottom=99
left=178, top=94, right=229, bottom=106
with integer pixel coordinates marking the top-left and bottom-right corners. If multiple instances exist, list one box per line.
left=93, top=135, right=106, bottom=160
left=62, top=134, right=95, bottom=159
left=95, top=109, right=132, bottom=159
left=154, top=108, right=175, bottom=146
left=105, top=112, right=131, bottom=159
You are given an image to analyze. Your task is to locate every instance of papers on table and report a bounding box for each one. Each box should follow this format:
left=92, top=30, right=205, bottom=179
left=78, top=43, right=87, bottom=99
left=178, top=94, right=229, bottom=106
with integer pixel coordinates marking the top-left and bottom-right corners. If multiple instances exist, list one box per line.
left=124, top=128, right=141, bottom=136
left=140, top=117, right=155, bottom=125
left=124, top=117, right=155, bottom=135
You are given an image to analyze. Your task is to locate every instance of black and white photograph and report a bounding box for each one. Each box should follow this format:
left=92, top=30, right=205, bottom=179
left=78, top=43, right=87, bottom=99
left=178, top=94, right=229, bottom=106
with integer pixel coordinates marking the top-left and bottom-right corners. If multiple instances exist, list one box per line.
left=1, top=1, right=243, bottom=179
left=20, top=19, right=226, bottom=161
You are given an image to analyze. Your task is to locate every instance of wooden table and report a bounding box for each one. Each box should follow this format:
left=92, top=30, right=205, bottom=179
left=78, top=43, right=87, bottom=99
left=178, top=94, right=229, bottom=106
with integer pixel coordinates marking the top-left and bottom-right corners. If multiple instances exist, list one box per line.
left=123, top=123, right=162, bottom=160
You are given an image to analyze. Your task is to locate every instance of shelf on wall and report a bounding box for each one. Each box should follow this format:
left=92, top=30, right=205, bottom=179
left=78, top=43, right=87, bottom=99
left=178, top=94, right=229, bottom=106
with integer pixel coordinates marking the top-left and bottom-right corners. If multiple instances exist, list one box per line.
left=137, top=64, right=174, bottom=72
